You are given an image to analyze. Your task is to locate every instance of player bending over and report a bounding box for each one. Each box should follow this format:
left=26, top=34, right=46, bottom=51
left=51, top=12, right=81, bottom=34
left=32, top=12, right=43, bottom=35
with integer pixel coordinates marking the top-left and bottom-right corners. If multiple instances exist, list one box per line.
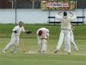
left=37, top=27, right=49, bottom=53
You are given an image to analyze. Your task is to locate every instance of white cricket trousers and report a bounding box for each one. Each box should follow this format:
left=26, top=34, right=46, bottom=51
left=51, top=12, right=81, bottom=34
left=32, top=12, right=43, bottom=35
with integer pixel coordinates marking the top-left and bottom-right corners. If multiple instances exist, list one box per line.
left=70, top=32, right=78, bottom=50
left=37, top=37, right=47, bottom=53
left=56, top=30, right=71, bottom=53
left=3, top=35, right=19, bottom=53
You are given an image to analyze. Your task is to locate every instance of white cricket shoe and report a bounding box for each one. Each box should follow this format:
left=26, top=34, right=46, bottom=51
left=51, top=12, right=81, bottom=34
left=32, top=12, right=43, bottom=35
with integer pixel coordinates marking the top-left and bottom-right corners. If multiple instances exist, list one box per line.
left=74, top=47, right=79, bottom=51
left=54, top=50, right=59, bottom=53
left=2, top=50, right=6, bottom=54
left=10, top=51, right=15, bottom=54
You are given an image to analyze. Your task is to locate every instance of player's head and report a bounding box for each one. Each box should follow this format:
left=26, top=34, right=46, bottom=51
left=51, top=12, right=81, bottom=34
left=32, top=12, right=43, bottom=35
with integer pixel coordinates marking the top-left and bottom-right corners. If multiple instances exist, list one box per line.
left=63, top=11, right=67, bottom=16
left=19, top=21, right=24, bottom=27
left=38, top=30, right=42, bottom=36
left=63, top=11, right=67, bottom=18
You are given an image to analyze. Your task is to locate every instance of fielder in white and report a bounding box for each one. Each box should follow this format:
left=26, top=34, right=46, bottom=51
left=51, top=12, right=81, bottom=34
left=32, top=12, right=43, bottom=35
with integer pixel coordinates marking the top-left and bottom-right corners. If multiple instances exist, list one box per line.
left=54, top=11, right=76, bottom=54
left=2, top=21, right=27, bottom=53
left=37, top=27, right=49, bottom=53
left=70, top=24, right=78, bottom=51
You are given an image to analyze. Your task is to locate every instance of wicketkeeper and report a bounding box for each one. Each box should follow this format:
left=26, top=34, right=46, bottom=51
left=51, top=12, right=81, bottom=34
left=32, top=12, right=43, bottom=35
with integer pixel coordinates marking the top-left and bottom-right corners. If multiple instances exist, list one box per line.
left=37, top=27, right=49, bottom=53
left=2, top=21, right=31, bottom=53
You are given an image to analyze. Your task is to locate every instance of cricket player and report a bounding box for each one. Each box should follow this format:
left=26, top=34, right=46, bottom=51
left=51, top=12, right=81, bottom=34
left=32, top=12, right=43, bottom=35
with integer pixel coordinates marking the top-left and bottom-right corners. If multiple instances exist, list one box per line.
left=70, top=24, right=78, bottom=51
left=2, top=21, right=30, bottom=53
left=54, top=11, right=76, bottom=54
left=37, top=27, right=49, bottom=53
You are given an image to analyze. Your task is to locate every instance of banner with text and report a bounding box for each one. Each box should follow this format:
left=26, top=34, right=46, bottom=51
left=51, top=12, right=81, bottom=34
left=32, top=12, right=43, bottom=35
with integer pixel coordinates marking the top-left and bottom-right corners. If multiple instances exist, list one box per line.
left=41, top=1, right=76, bottom=10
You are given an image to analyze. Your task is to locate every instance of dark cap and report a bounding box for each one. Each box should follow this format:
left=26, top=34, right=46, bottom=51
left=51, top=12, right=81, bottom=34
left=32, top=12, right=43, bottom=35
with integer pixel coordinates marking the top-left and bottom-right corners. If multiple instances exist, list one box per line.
left=19, top=21, right=24, bottom=24
left=38, top=30, right=42, bottom=36
left=63, top=11, right=67, bottom=16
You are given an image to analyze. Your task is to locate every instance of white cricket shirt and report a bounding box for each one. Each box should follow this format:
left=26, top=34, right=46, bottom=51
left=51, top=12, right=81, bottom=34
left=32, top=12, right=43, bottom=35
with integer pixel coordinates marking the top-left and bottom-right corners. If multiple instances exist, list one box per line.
left=12, top=25, right=25, bottom=37
left=55, top=14, right=76, bottom=30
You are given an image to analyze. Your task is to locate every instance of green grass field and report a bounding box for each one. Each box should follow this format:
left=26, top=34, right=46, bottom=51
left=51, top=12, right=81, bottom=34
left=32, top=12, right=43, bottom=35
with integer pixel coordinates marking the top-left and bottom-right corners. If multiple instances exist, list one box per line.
left=0, top=24, right=86, bottom=65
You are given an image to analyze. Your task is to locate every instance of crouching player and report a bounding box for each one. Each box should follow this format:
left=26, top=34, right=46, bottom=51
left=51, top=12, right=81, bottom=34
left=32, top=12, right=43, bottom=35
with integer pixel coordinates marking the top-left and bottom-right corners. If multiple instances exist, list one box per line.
left=37, top=27, right=49, bottom=53
left=2, top=21, right=31, bottom=54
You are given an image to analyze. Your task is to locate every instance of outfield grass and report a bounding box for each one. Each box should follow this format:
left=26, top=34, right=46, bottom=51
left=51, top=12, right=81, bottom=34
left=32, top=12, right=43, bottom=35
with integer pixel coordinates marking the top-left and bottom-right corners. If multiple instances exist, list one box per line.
left=0, top=24, right=86, bottom=65
left=0, top=38, right=86, bottom=65
left=0, top=24, right=86, bottom=39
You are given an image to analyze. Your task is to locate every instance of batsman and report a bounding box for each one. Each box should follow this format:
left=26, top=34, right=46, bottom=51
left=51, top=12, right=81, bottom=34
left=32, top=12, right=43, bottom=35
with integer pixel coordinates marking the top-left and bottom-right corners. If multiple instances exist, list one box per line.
left=37, top=27, right=49, bottom=53
left=2, top=21, right=31, bottom=53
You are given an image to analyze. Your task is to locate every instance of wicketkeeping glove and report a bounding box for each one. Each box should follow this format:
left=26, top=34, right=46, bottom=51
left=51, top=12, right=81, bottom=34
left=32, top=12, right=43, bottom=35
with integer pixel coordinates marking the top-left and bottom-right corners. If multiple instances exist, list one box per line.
left=26, top=30, right=32, bottom=34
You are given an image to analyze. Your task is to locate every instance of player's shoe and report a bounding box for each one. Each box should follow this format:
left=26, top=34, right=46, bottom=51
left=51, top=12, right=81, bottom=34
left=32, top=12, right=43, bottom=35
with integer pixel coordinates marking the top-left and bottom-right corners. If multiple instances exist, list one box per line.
left=10, top=48, right=17, bottom=54
left=39, top=50, right=41, bottom=53
left=74, top=47, right=79, bottom=51
left=2, top=50, right=6, bottom=54
left=42, top=50, right=46, bottom=54
left=54, top=50, right=59, bottom=53
left=10, top=51, right=15, bottom=54
left=68, top=52, right=71, bottom=55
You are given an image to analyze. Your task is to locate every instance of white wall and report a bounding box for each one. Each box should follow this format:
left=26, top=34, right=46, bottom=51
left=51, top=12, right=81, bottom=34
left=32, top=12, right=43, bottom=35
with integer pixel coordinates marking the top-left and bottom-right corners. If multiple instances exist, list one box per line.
left=0, top=9, right=86, bottom=24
